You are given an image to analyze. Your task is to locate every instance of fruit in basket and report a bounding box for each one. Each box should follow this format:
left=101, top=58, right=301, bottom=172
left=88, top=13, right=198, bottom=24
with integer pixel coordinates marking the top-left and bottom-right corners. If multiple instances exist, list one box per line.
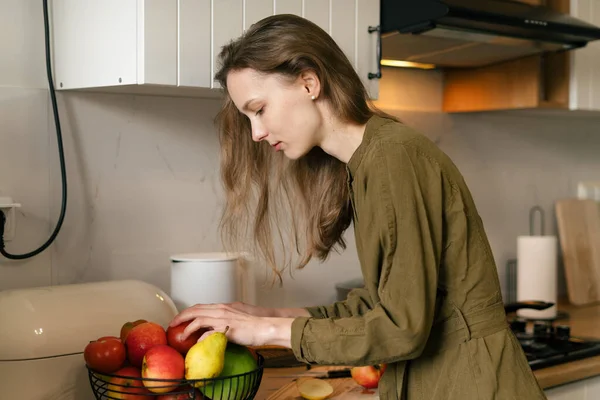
left=157, top=386, right=205, bottom=399
left=84, top=336, right=126, bottom=374
left=167, top=321, right=212, bottom=355
left=107, top=366, right=152, bottom=399
left=199, top=343, right=259, bottom=400
left=297, top=378, right=334, bottom=400
left=247, top=346, right=259, bottom=362
left=91, top=370, right=112, bottom=384
left=350, top=364, right=387, bottom=389
left=126, top=321, right=168, bottom=367
left=185, top=327, right=229, bottom=387
left=141, top=345, right=185, bottom=393
left=98, top=335, right=121, bottom=341
left=121, top=319, right=148, bottom=342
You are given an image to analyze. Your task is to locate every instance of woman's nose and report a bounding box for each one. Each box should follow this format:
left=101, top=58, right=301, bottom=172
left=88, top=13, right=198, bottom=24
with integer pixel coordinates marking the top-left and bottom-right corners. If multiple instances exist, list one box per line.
left=252, top=124, right=268, bottom=142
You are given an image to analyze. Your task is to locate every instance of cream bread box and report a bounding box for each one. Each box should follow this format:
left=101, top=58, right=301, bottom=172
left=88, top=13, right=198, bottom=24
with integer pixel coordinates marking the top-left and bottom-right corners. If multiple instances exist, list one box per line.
left=0, top=279, right=178, bottom=400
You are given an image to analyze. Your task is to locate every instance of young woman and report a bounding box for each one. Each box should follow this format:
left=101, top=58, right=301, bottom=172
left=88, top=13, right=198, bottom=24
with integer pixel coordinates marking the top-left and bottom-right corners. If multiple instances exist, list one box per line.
left=170, top=14, right=546, bottom=399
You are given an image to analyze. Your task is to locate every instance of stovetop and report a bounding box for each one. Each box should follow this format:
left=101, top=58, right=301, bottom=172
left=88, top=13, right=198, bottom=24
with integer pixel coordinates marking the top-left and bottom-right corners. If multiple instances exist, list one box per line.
left=511, top=319, right=600, bottom=370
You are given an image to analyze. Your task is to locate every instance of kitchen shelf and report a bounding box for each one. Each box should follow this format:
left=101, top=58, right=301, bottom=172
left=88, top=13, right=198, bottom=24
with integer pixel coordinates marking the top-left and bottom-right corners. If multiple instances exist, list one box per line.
left=442, top=0, right=600, bottom=114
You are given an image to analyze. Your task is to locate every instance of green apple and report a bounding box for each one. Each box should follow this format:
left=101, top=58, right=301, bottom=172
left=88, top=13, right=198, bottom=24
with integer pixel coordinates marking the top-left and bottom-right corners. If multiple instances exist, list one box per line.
left=199, top=343, right=258, bottom=400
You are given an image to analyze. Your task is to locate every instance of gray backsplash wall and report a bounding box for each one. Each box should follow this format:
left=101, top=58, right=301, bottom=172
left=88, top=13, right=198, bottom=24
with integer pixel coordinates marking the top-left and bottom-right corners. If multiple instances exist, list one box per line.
left=2, top=0, right=600, bottom=308
left=3, top=87, right=600, bottom=308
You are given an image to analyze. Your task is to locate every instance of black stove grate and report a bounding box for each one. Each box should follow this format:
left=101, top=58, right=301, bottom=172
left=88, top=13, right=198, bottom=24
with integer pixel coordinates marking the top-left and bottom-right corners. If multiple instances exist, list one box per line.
left=516, top=332, right=600, bottom=370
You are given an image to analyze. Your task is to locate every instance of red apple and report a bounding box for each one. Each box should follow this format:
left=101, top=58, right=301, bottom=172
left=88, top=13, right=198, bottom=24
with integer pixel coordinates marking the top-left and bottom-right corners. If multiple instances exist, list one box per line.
left=106, top=366, right=152, bottom=399
left=141, top=345, right=185, bottom=393
left=350, top=364, right=387, bottom=389
left=98, top=335, right=121, bottom=342
left=166, top=321, right=211, bottom=355
left=121, top=319, right=148, bottom=342
left=84, top=336, right=126, bottom=374
left=247, top=346, right=259, bottom=362
left=126, top=322, right=167, bottom=367
left=156, top=385, right=205, bottom=399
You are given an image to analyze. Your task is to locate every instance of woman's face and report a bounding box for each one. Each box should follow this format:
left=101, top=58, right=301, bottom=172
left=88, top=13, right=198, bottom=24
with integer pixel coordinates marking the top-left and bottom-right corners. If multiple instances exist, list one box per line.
left=227, top=68, right=322, bottom=160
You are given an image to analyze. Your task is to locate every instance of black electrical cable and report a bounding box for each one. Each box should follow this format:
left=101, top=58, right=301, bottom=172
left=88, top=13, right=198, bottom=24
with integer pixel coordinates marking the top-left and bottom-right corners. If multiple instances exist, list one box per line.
left=0, top=0, right=67, bottom=260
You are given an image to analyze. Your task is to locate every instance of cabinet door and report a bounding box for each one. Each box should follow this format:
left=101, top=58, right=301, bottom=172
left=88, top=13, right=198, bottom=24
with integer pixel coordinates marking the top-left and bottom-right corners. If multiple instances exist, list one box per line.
left=207, top=0, right=380, bottom=97
left=52, top=0, right=138, bottom=89
left=303, top=0, right=380, bottom=100
left=274, top=0, right=303, bottom=16
left=244, top=0, right=274, bottom=30
left=357, top=0, right=380, bottom=99
left=570, top=0, right=600, bottom=110
left=331, top=0, right=356, bottom=68
left=139, top=0, right=177, bottom=85
left=178, top=0, right=211, bottom=88
left=545, top=379, right=586, bottom=399
left=213, top=0, right=244, bottom=88
left=304, top=0, right=330, bottom=34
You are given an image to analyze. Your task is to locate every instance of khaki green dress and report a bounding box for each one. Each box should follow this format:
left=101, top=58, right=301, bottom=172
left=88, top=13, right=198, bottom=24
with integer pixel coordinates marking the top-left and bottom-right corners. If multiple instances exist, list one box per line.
left=290, top=115, right=547, bottom=399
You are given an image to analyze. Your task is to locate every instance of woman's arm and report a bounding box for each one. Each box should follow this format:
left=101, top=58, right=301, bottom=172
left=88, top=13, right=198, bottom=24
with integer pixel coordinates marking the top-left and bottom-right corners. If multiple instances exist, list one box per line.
left=304, top=288, right=374, bottom=318
left=218, top=302, right=311, bottom=318
left=220, top=299, right=374, bottom=320
left=272, top=308, right=312, bottom=318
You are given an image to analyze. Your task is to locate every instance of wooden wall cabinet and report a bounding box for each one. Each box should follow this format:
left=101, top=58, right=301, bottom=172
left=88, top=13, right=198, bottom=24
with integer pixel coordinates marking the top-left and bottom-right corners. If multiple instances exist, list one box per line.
left=443, top=0, right=600, bottom=113
left=51, top=0, right=381, bottom=99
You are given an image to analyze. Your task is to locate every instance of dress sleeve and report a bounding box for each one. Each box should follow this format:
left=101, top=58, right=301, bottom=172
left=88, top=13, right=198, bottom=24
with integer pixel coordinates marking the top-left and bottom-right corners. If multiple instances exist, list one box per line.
left=305, top=288, right=374, bottom=319
left=291, top=141, right=447, bottom=365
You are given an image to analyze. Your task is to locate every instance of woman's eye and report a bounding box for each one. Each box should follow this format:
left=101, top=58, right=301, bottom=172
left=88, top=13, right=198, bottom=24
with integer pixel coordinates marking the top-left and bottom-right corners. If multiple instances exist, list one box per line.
left=255, top=108, right=264, bottom=116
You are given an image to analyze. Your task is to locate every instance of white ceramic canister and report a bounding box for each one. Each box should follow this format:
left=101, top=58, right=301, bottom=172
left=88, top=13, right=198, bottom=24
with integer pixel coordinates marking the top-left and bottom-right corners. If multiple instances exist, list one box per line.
left=169, top=252, right=256, bottom=312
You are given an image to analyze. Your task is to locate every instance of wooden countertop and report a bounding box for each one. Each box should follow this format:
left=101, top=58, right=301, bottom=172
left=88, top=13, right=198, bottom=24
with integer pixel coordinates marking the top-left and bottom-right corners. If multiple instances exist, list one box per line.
left=255, top=300, right=600, bottom=399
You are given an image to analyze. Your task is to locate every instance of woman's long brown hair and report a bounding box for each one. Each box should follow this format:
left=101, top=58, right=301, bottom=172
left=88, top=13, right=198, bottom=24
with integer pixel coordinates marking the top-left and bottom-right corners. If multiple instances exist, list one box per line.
left=214, top=14, right=392, bottom=285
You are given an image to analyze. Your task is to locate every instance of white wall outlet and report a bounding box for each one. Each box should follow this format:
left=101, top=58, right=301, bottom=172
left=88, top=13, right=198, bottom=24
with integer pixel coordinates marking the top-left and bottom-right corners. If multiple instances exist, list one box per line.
left=0, top=197, right=21, bottom=242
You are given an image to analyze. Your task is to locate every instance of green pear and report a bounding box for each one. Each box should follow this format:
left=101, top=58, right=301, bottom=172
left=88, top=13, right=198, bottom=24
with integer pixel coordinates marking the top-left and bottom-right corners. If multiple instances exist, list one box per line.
left=185, top=326, right=229, bottom=388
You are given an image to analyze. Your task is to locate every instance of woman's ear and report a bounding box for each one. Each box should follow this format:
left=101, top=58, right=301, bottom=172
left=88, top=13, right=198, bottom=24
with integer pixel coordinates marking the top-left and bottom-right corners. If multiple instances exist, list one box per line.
left=299, top=70, right=321, bottom=100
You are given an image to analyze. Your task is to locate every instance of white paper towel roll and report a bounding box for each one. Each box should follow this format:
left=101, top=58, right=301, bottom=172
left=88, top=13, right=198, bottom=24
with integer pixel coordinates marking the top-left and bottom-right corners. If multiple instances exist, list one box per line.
left=516, top=236, right=558, bottom=319
left=170, top=252, right=252, bottom=312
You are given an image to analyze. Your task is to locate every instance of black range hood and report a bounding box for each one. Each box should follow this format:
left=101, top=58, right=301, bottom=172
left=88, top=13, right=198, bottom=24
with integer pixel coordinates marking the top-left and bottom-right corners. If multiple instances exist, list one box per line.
left=380, top=0, right=600, bottom=68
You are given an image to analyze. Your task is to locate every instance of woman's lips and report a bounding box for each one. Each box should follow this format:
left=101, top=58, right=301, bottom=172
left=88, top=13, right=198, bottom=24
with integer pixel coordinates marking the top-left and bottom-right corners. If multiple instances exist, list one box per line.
left=273, top=142, right=282, bottom=151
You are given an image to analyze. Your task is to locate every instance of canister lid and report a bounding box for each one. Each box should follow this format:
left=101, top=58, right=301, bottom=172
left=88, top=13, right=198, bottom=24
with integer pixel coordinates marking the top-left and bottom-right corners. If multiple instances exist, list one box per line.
left=0, top=280, right=178, bottom=361
left=170, top=252, right=240, bottom=262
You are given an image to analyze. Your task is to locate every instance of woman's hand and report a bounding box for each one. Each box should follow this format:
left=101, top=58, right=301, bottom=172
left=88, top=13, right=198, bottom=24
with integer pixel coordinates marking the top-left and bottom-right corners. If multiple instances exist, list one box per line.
left=169, top=303, right=294, bottom=348
left=220, top=301, right=277, bottom=318
left=199, top=301, right=311, bottom=318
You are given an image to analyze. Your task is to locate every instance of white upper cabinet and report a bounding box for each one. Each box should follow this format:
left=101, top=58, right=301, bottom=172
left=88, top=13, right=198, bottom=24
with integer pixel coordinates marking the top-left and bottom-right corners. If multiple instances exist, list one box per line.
left=569, top=0, right=600, bottom=111
left=52, top=0, right=178, bottom=89
left=245, top=0, right=274, bottom=28
left=51, top=0, right=381, bottom=99
left=298, top=0, right=381, bottom=99
left=179, top=0, right=211, bottom=89
left=212, top=0, right=244, bottom=89
left=274, top=0, right=303, bottom=16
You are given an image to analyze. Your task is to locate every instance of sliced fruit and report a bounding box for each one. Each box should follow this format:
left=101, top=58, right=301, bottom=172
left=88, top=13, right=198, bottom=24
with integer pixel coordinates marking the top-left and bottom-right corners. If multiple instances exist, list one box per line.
left=297, top=378, right=334, bottom=400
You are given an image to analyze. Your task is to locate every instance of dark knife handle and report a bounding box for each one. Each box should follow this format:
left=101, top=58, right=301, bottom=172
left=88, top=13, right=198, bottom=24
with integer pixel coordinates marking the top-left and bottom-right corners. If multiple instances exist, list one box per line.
left=326, top=369, right=352, bottom=379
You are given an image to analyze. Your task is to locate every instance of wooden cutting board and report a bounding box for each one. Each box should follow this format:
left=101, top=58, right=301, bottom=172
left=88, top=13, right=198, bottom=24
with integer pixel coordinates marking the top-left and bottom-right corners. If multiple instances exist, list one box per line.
left=555, top=199, right=600, bottom=306
left=266, top=366, right=379, bottom=400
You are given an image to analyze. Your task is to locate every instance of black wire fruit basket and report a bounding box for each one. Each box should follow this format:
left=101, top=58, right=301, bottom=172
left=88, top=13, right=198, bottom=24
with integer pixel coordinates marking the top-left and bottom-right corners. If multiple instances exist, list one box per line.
left=87, top=354, right=264, bottom=400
